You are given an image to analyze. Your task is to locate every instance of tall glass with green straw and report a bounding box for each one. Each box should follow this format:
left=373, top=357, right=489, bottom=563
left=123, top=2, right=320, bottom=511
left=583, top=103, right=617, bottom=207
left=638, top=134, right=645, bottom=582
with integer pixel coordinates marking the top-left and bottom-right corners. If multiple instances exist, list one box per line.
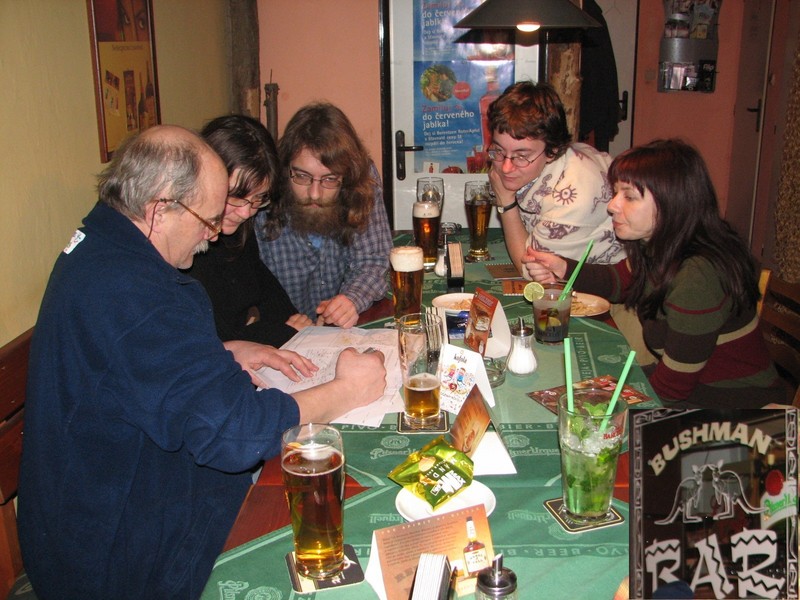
left=559, top=239, right=593, bottom=301
left=556, top=345, right=630, bottom=523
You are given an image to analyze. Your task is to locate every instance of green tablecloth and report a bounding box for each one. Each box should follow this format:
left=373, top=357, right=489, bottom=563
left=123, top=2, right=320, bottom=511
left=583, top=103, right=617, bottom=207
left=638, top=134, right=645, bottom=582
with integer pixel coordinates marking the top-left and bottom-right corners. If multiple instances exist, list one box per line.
left=201, top=229, right=655, bottom=599
left=343, top=229, right=659, bottom=488
left=202, top=486, right=628, bottom=600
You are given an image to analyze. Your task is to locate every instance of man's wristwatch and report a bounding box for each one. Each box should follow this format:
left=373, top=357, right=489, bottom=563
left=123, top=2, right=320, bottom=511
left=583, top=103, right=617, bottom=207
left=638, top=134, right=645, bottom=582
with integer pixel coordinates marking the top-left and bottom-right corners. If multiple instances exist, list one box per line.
left=496, top=199, right=519, bottom=214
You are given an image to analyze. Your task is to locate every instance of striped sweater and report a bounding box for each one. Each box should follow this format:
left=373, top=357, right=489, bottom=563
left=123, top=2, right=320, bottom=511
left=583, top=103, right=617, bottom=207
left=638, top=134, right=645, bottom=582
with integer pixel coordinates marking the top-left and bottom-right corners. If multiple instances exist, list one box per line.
left=573, top=256, right=779, bottom=405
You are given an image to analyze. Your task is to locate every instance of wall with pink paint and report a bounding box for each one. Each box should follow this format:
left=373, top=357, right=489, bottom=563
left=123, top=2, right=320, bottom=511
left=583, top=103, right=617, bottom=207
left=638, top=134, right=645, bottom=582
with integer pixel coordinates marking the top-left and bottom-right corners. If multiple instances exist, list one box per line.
left=258, top=1, right=744, bottom=214
left=258, top=0, right=383, bottom=171
left=633, top=2, right=743, bottom=214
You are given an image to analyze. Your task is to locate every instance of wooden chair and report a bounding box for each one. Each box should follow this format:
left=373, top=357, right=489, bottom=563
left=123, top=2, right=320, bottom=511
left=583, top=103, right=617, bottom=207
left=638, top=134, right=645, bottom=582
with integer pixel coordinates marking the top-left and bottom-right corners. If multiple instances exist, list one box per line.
left=760, top=272, right=800, bottom=406
left=0, top=329, right=32, bottom=598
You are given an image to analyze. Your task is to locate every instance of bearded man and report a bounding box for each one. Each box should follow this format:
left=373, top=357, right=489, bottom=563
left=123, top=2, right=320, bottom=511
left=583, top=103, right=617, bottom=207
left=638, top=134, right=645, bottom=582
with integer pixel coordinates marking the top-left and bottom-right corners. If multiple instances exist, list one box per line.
left=256, top=102, right=392, bottom=328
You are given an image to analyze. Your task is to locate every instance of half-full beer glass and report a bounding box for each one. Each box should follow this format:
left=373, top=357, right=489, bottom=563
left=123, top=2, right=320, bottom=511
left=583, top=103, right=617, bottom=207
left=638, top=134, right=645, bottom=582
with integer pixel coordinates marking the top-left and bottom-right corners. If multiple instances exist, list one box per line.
left=281, top=424, right=345, bottom=579
left=389, top=246, right=424, bottom=320
left=398, top=313, right=443, bottom=429
left=414, top=177, right=444, bottom=271
left=464, top=181, right=492, bottom=262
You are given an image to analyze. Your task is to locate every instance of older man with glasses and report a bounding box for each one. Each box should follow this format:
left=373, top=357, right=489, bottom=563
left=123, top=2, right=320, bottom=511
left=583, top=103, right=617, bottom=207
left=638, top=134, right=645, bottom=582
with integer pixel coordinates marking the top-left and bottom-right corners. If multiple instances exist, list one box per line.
left=18, top=125, right=387, bottom=599
left=256, top=102, right=393, bottom=328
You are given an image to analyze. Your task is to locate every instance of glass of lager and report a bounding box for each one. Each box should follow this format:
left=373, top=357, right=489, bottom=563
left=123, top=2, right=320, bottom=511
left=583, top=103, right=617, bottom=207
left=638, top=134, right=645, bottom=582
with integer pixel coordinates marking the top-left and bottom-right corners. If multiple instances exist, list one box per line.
left=414, top=177, right=444, bottom=271
left=389, top=246, right=425, bottom=321
left=398, top=312, right=444, bottom=429
left=281, top=424, right=346, bottom=579
left=464, top=181, right=492, bottom=262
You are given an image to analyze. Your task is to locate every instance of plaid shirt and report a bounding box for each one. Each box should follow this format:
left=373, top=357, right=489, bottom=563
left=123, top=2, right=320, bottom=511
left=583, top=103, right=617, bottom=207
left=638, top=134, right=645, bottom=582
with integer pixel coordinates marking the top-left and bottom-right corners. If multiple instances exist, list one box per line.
left=255, top=168, right=392, bottom=320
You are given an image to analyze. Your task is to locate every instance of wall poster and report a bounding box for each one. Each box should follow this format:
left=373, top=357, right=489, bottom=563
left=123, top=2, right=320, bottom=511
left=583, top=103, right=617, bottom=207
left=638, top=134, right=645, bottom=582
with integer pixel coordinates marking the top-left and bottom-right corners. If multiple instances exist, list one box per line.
left=413, top=0, right=515, bottom=175
left=630, top=408, right=798, bottom=599
left=86, top=0, right=160, bottom=162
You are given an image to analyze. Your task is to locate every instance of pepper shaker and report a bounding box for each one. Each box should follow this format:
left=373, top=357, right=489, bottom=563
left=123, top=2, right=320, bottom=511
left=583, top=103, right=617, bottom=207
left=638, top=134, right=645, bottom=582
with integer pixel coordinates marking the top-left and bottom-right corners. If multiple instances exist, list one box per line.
left=475, top=554, right=518, bottom=600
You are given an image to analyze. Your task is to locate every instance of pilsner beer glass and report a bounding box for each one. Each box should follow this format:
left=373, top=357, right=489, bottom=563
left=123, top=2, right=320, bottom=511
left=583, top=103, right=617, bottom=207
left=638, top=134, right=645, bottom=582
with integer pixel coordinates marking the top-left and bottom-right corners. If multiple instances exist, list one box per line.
left=414, top=177, right=444, bottom=271
left=398, top=312, right=443, bottom=429
left=281, top=424, right=345, bottom=579
left=464, top=181, right=492, bottom=262
left=389, top=246, right=425, bottom=320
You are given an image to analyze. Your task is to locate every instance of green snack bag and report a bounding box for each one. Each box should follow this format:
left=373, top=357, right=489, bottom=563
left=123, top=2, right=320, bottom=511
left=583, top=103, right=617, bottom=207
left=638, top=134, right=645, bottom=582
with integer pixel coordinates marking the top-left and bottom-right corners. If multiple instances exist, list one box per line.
left=388, top=436, right=474, bottom=509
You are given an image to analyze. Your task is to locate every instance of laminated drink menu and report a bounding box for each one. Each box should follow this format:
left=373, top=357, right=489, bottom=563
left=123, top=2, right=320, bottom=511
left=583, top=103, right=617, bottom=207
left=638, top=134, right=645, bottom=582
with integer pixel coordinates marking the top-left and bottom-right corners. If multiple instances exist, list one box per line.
left=629, top=408, right=798, bottom=600
left=366, top=505, right=494, bottom=600
left=528, top=375, right=652, bottom=414
left=464, top=288, right=498, bottom=356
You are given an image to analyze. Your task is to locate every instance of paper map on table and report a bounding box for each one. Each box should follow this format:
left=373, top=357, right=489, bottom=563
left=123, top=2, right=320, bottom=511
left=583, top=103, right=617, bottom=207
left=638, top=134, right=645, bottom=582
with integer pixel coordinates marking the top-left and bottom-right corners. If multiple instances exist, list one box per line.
left=253, top=327, right=404, bottom=427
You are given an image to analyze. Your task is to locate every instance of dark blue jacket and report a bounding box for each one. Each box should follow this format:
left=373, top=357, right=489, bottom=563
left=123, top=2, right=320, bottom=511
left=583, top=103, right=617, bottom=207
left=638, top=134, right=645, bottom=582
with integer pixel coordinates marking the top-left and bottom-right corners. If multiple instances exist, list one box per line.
left=18, top=203, right=300, bottom=599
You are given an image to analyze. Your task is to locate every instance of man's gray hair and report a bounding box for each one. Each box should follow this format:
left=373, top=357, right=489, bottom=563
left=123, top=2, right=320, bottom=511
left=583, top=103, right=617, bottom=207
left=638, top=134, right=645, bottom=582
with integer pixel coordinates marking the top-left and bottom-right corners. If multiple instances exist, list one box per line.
left=96, top=131, right=203, bottom=219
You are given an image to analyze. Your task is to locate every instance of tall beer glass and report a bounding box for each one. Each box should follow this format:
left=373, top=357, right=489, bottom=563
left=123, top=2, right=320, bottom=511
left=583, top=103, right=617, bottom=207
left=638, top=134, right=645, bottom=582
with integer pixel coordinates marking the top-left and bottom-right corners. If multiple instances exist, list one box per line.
left=414, top=177, right=444, bottom=271
left=398, top=313, right=443, bottom=429
left=464, top=181, right=492, bottom=262
left=281, top=424, right=345, bottom=579
left=390, top=246, right=424, bottom=320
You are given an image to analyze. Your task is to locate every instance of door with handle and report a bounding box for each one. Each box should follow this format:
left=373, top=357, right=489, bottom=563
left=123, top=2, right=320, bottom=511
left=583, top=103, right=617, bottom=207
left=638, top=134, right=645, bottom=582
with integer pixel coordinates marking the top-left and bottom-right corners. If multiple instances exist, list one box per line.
left=394, top=130, right=422, bottom=182
left=384, top=0, right=538, bottom=230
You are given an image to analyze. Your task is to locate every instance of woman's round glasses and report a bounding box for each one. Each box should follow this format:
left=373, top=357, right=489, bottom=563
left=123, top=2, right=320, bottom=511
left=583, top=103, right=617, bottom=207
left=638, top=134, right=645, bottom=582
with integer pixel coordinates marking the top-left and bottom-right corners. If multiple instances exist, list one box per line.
left=226, top=192, right=270, bottom=210
left=289, top=169, right=342, bottom=189
left=486, top=147, right=545, bottom=168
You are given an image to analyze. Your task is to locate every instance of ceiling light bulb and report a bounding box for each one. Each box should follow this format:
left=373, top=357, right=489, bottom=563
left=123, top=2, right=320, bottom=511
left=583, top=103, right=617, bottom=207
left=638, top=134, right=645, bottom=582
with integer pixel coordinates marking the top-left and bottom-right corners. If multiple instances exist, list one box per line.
left=516, top=22, right=540, bottom=32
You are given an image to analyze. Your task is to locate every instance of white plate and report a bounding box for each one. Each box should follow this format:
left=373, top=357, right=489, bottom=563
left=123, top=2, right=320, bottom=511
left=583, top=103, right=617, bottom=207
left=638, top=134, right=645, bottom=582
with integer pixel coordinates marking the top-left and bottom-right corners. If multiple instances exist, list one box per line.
left=571, top=292, right=611, bottom=317
left=431, top=292, right=473, bottom=315
left=395, top=480, right=496, bottom=522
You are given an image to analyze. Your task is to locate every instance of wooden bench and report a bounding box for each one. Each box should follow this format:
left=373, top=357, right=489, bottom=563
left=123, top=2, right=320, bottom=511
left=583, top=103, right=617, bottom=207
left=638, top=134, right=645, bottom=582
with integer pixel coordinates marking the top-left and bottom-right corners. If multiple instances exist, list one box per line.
left=0, top=328, right=32, bottom=597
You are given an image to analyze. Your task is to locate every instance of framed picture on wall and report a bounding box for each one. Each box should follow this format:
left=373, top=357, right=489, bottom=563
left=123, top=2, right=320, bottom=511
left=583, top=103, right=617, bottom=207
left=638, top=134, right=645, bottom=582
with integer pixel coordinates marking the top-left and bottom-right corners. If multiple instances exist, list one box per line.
left=86, top=0, right=161, bottom=162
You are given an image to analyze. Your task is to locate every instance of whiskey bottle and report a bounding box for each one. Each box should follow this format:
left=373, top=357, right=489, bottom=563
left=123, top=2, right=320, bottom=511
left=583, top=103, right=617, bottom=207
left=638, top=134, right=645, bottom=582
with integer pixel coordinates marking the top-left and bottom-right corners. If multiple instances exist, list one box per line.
left=463, top=516, right=490, bottom=575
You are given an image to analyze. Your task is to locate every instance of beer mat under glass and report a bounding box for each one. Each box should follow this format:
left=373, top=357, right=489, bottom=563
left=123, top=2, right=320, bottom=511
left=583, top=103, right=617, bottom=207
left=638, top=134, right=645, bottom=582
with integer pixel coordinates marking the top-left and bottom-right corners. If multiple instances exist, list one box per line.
left=485, top=263, right=521, bottom=280
left=543, top=498, right=624, bottom=534
left=396, top=411, right=449, bottom=434
left=285, top=544, right=364, bottom=592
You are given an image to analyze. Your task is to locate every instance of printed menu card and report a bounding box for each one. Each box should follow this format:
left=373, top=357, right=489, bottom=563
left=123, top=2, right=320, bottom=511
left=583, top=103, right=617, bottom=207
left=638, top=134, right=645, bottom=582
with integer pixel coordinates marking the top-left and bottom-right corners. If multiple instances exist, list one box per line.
left=365, top=505, right=493, bottom=600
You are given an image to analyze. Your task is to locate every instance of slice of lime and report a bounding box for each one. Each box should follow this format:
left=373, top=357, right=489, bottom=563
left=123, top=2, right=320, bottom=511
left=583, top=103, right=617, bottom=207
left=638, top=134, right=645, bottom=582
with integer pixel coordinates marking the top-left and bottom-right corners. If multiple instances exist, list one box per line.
left=523, top=281, right=545, bottom=302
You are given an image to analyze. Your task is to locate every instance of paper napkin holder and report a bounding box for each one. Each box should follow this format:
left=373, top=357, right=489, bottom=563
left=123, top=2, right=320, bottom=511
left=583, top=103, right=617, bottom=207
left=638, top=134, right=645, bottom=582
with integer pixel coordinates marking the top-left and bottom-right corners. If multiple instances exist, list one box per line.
left=447, top=241, right=464, bottom=292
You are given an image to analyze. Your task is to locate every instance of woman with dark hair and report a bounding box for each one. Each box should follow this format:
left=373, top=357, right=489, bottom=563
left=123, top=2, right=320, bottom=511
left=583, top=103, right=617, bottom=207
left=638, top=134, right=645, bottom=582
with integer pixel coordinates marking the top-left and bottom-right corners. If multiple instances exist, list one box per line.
left=525, top=139, right=782, bottom=407
left=487, top=81, right=624, bottom=275
left=187, top=114, right=312, bottom=346
left=255, top=102, right=392, bottom=328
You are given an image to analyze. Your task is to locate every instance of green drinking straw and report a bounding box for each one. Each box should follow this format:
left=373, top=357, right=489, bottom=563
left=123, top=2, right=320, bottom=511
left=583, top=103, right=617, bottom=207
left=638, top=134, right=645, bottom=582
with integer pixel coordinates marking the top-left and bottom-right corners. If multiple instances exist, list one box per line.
left=564, top=338, right=574, bottom=412
left=600, top=350, right=636, bottom=432
left=559, top=239, right=594, bottom=301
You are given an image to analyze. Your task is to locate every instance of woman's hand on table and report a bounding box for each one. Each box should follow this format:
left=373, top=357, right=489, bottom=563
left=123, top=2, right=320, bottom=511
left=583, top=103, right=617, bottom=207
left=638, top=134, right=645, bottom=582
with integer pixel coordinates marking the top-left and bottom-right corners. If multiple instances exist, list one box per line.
left=286, top=313, right=313, bottom=331
left=315, top=295, right=358, bottom=328
left=223, top=340, right=318, bottom=384
left=522, top=248, right=567, bottom=283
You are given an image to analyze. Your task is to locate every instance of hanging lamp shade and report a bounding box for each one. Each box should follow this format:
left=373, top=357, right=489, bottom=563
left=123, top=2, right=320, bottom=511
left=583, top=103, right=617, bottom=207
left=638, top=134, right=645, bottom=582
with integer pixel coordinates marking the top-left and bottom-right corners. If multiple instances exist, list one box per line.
left=454, top=0, right=601, bottom=31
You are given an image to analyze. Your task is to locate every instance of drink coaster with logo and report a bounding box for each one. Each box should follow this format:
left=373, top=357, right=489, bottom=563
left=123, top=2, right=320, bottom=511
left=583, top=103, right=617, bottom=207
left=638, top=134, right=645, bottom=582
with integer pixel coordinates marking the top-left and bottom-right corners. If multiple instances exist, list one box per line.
left=285, top=544, right=364, bottom=592
left=543, top=498, right=624, bottom=534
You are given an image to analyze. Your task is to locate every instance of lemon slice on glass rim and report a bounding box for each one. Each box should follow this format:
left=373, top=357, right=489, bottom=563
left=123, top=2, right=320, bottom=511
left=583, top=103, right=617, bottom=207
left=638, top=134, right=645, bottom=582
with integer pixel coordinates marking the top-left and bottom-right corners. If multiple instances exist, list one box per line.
left=523, top=282, right=545, bottom=302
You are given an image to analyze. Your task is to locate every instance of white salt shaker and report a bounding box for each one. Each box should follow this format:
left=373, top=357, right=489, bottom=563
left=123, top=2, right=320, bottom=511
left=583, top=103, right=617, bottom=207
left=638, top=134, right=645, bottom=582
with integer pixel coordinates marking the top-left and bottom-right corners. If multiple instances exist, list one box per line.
left=506, top=317, right=537, bottom=375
